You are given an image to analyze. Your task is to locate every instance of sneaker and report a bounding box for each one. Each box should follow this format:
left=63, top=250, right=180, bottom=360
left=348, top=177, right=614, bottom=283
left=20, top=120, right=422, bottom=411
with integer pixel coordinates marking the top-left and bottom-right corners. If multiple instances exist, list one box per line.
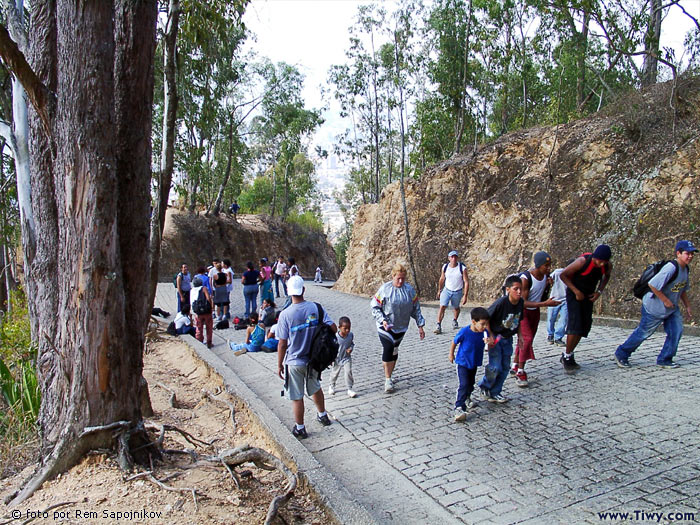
left=488, top=393, right=508, bottom=403
left=292, top=426, right=308, bottom=439
left=317, top=413, right=332, bottom=426
left=569, top=354, right=581, bottom=369
left=384, top=378, right=395, bottom=393
left=614, top=355, right=631, bottom=368
left=347, top=389, right=357, bottom=398
left=657, top=362, right=680, bottom=369
left=328, top=385, right=336, bottom=395
left=546, top=335, right=554, bottom=344
left=434, top=323, right=442, bottom=335
left=452, top=319, right=459, bottom=330
left=515, top=370, right=529, bottom=387
left=466, top=397, right=477, bottom=410
left=454, top=407, right=467, bottom=422
left=479, top=387, right=491, bottom=400
left=554, top=339, right=566, bottom=347
left=509, top=363, right=518, bottom=376
left=561, top=354, right=577, bottom=373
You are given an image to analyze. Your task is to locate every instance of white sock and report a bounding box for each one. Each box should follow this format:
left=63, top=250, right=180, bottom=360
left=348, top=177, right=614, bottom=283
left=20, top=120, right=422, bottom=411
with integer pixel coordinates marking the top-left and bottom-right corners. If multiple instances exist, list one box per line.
left=296, top=423, right=305, bottom=430
left=318, top=411, right=327, bottom=418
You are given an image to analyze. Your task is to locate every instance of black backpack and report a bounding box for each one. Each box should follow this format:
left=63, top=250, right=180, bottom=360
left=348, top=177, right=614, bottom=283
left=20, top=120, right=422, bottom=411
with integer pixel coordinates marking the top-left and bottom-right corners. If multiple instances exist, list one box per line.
left=166, top=321, right=177, bottom=336
left=191, top=288, right=212, bottom=315
left=307, top=303, right=339, bottom=378
left=632, top=260, right=683, bottom=299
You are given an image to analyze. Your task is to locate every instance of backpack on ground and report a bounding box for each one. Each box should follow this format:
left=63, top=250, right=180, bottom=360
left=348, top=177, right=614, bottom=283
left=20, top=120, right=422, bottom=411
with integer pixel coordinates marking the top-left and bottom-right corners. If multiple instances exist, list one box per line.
left=307, top=303, right=340, bottom=379
left=215, top=319, right=229, bottom=330
left=234, top=317, right=249, bottom=330
left=166, top=321, right=177, bottom=336
left=191, top=288, right=212, bottom=315
left=632, top=260, right=682, bottom=299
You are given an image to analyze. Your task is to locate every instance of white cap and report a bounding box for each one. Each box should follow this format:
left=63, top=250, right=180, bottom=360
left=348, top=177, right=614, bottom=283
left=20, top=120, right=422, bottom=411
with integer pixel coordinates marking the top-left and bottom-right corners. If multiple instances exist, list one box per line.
left=287, top=275, right=304, bottom=296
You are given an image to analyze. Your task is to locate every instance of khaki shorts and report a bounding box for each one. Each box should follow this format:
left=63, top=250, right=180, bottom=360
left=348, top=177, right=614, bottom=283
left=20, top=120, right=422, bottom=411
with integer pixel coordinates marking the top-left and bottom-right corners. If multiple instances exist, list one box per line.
left=285, top=365, right=321, bottom=401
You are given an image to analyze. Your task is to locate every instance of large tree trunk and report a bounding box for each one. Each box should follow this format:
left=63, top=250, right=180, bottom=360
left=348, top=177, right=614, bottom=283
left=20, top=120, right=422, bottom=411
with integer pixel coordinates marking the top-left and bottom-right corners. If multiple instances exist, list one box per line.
left=212, top=111, right=234, bottom=217
left=148, top=0, right=180, bottom=313
left=8, top=0, right=157, bottom=506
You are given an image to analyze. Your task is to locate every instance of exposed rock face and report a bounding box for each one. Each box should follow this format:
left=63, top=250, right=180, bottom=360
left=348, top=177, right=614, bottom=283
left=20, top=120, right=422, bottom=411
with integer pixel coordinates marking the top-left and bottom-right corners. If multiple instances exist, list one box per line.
left=335, top=79, right=700, bottom=321
left=160, top=209, right=340, bottom=281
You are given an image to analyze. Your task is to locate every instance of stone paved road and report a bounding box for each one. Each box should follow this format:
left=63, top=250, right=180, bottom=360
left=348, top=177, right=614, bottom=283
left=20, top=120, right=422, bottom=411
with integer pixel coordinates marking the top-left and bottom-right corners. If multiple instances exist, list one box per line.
left=156, top=282, right=700, bottom=524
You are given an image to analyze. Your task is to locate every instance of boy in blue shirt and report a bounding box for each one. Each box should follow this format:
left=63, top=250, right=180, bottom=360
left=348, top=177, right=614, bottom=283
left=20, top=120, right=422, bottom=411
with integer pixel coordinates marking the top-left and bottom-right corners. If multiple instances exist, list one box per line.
left=449, top=307, right=490, bottom=422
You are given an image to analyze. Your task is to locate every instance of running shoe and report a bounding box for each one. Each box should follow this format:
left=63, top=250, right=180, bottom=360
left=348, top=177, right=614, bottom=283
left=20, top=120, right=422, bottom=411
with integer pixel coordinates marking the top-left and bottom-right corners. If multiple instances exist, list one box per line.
left=515, top=370, right=529, bottom=387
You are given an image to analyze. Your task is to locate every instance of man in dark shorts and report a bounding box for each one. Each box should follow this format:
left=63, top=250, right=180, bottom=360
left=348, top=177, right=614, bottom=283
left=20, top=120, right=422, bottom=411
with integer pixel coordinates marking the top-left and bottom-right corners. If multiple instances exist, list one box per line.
left=559, top=244, right=612, bottom=373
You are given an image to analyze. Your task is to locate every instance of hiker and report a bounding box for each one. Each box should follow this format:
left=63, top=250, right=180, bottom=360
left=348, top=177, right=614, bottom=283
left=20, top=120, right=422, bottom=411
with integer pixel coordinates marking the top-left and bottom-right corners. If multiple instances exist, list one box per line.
left=273, top=256, right=288, bottom=297
left=511, top=251, right=560, bottom=387
left=259, top=258, right=274, bottom=303
left=176, top=263, right=192, bottom=313
left=195, top=266, right=211, bottom=295
left=229, top=200, right=240, bottom=219
left=314, top=265, right=323, bottom=283
left=223, top=259, right=235, bottom=296
left=434, top=250, right=469, bottom=334
left=189, top=276, right=214, bottom=349
left=614, top=240, right=695, bottom=368
left=559, top=244, right=613, bottom=373
left=546, top=264, right=569, bottom=347
left=328, top=316, right=356, bottom=398
left=288, top=257, right=299, bottom=278
left=213, top=266, right=230, bottom=321
left=241, top=261, right=262, bottom=317
left=276, top=276, right=337, bottom=439
left=371, top=263, right=426, bottom=394
left=208, top=259, right=222, bottom=285
left=477, top=275, right=523, bottom=404
left=228, top=312, right=265, bottom=355
left=449, top=307, right=490, bottom=421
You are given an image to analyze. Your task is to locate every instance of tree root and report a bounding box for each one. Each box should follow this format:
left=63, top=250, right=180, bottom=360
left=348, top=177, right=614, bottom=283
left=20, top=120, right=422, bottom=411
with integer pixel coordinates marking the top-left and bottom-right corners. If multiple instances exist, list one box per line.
left=126, top=471, right=200, bottom=510
left=144, top=421, right=213, bottom=448
left=202, top=389, right=236, bottom=431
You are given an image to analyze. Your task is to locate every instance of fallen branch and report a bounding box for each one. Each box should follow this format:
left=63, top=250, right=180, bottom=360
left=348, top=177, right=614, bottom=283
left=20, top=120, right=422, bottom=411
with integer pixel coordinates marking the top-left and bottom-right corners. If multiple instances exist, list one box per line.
left=203, top=389, right=236, bottom=431
left=155, top=382, right=178, bottom=408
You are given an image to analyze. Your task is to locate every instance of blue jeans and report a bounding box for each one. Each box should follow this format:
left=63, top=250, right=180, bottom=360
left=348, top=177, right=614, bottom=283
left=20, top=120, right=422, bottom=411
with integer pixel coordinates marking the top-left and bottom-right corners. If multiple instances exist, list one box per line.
left=243, top=284, right=258, bottom=317
left=275, top=274, right=287, bottom=297
left=479, top=336, right=513, bottom=396
left=176, top=290, right=190, bottom=313
left=455, top=365, right=476, bottom=409
left=547, top=302, right=568, bottom=341
left=615, top=306, right=683, bottom=365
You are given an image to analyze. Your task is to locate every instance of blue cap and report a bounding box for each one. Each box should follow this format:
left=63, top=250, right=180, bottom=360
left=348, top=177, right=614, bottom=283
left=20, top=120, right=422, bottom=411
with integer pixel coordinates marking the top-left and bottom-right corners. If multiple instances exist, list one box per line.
left=533, top=251, right=551, bottom=268
left=675, top=240, right=698, bottom=253
left=448, top=250, right=458, bottom=257
left=592, top=244, right=612, bottom=261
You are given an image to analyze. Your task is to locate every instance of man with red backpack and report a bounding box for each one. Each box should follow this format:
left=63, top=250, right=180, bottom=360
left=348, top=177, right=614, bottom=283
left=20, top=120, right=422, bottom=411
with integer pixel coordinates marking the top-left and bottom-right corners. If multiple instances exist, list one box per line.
left=614, top=240, right=695, bottom=369
left=559, top=244, right=613, bottom=373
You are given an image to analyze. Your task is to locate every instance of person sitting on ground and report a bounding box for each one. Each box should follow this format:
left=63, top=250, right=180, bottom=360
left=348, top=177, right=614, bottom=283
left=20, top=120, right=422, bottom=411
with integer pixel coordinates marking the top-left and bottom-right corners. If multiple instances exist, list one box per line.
left=173, top=303, right=196, bottom=337
left=450, top=307, right=490, bottom=422
left=228, top=312, right=265, bottom=356
left=328, top=316, right=356, bottom=398
left=259, top=298, right=277, bottom=328
left=261, top=322, right=279, bottom=353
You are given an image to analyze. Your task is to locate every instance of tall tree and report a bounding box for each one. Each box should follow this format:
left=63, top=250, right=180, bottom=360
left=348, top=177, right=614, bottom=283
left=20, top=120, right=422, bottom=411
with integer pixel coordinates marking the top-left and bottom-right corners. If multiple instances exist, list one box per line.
left=0, top=0, right=158, bottom=505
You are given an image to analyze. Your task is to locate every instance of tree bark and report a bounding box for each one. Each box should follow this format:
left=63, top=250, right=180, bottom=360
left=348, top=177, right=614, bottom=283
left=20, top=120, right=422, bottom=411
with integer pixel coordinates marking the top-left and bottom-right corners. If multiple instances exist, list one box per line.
left=641, top=0, right=662, bottom=87
left=212, top=111, right=234, bottom=217
left=148, top=0, right=180, bottom=314
left=8, top=0, right=158, bottom=506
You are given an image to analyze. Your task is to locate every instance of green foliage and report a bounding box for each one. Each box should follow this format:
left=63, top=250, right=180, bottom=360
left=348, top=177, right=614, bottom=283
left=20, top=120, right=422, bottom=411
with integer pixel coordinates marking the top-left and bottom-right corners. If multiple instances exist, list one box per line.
left=0, top=290, right=40, bottom=442
left=286, top=211, right=324, bottom=233
left=334, top=229, right=352, bottom=270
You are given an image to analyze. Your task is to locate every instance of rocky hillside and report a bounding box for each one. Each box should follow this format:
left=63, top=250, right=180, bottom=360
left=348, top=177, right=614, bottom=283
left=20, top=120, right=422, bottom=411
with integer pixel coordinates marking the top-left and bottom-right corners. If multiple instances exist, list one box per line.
left=335, top=78, right=700, bottom=321
left=159, top=210, right=340, bottom=281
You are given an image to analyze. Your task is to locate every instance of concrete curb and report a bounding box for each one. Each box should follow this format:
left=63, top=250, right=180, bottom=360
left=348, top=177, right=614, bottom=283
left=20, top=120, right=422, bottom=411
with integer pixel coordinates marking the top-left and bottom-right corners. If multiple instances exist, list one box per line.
left=180, top=335, right=377, bottom=525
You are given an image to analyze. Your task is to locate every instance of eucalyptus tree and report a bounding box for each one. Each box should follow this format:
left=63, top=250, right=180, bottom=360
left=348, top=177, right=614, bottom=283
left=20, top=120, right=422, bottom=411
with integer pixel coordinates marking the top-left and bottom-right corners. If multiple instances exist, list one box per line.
left=0, top=0, right=158, bottom=505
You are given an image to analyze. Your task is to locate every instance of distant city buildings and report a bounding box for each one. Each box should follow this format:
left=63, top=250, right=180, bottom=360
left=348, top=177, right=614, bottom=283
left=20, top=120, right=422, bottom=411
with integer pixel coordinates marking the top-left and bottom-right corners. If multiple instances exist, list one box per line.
left=314, top=153, right=348, bottom=242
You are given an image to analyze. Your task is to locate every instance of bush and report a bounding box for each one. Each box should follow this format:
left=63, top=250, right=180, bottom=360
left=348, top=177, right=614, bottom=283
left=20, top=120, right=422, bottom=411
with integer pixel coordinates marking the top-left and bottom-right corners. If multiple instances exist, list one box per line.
left=0, top=289, right=40, bottom=477
left=286, top=211, right=324, bottom=233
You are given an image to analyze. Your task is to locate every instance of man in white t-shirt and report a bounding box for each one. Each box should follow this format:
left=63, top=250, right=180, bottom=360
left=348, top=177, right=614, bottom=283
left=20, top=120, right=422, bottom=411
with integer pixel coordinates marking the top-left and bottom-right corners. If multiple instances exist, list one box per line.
left=273, top=256, right=288, bottom=298
left=434, top=251, right=469, bottom=334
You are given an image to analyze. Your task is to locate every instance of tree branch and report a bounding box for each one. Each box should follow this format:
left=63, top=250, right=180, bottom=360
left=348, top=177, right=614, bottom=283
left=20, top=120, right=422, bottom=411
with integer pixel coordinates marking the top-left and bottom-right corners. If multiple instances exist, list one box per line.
left=0, top=118, right=14, bottom=147
left=0, top=23, right=53, bottom=136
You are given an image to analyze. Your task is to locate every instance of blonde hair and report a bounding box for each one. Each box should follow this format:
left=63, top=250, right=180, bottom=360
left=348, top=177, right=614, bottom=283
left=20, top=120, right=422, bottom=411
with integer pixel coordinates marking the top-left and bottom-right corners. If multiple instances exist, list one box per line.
left=391, top=262, right=408, bottom=277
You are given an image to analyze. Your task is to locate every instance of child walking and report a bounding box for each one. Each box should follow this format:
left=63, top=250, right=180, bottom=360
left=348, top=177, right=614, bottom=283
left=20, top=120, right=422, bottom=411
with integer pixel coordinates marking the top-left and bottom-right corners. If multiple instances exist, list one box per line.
left=450, top=307, right=490, bottom=422
left=328, top=316, right=356, bottom=398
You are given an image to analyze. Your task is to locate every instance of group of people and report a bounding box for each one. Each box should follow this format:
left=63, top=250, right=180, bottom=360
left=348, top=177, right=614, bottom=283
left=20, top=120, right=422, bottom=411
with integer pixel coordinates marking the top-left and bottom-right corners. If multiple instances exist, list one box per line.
left=173, top=256, right=306, bottom=348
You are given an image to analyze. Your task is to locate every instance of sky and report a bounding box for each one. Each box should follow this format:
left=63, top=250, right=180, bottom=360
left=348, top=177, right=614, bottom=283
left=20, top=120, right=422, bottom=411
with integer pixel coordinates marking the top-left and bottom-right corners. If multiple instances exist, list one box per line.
left=243, top=0, right=700, bottom=161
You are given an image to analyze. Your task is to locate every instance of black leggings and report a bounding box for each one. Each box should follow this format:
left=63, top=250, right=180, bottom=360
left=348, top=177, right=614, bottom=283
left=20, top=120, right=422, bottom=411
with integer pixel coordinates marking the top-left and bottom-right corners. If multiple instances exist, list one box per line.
left=378, top=328, right=405, bottom=362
